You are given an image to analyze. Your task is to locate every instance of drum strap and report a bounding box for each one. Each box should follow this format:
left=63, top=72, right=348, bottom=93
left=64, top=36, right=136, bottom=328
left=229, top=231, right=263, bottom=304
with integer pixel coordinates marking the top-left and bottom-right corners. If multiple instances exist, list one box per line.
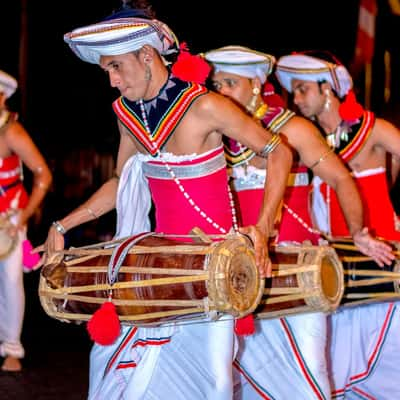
left=108, top=232, right=154, bottom=284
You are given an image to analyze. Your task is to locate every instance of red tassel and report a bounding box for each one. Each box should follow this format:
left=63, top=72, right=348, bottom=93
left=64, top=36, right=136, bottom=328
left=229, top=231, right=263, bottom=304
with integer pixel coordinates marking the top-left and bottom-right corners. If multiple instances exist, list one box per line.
left=339, top=90, right=364, bottom=121
left=262, top=83, right=286, bottom=108
left=171, top=42, right=211, bottom=84
left=234, top=314, right=255, bottom=336
left=87, top=301, right=121, bottom=345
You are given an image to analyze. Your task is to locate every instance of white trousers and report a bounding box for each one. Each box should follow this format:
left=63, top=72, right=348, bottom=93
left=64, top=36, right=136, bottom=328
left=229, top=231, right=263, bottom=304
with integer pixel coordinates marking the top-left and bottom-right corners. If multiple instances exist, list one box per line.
left=89, top=316, right=237, bottom=400
left=234, top=313, right=330, bottom=400
left=0, top=230, right=25, bottom=359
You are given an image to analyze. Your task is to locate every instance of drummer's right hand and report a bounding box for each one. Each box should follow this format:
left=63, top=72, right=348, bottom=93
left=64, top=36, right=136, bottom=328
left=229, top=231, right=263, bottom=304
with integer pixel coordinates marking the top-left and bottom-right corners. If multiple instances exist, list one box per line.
left=32, top=224, right=65, bottom=268
left=353, top=227, right=395, bottom=267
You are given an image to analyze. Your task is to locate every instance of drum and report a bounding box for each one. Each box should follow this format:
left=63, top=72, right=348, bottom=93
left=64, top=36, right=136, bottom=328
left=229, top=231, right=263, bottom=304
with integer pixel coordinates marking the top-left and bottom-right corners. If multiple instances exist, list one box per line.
left=255, top=244, right=344, bottom=319
left=39, top=232, right=264, bottom=326
left=330, top=239, right=400, bottom=307
left=0, top=213, right=17, bottom=259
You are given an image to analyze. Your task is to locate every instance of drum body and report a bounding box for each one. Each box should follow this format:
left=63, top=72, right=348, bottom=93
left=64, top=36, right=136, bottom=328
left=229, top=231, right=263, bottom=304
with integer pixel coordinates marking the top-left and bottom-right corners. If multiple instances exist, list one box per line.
left=39, top=233, right=264, bottom=326
left=330, top=240, right=400, bottom=307
left=255, top=245, right=344, bottom=319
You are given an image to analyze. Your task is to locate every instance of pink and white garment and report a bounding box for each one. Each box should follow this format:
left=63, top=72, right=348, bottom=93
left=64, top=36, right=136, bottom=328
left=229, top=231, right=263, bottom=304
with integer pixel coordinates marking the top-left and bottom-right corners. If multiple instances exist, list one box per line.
left=0, top=152, right=28, bottom=360
left=89, top=147, right=238, bottom=400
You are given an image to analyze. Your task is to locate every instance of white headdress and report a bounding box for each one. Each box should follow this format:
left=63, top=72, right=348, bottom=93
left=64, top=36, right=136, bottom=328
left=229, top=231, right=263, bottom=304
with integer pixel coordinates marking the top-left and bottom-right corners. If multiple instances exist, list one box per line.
left=204, top=45, right=275, bottom=84
left=275, top=54, right=352, bottom=98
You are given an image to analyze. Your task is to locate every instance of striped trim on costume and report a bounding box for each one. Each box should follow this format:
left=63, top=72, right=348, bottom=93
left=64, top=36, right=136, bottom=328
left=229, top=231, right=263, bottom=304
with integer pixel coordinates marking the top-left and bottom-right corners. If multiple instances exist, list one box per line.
left=113, top=78, right=207, bottom=155
left=331, top=303, right=396, bottom=399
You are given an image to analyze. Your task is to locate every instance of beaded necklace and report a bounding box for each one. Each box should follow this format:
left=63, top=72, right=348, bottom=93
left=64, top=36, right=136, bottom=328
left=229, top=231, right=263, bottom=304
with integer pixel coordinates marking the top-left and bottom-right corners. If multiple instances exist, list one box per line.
left=138, top=99, right=238, bottom=234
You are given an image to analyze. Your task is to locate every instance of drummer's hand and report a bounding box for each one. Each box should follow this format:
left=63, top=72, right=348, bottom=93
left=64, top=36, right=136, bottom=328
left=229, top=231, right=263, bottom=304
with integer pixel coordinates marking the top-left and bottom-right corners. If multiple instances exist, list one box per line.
left=32, top=225, right=65, bottom=268
left=239, top=225, right=271, bottom=278
left=353, top=227, right=394, bottom=267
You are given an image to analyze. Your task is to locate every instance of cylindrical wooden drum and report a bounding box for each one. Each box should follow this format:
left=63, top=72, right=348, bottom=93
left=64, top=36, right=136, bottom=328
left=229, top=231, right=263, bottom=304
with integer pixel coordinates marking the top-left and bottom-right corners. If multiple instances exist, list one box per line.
left=255, top=244, right=344, bottom=319
left=330, top=239, right=400, bottom=307
left=39, top=232, right=264, bottom=326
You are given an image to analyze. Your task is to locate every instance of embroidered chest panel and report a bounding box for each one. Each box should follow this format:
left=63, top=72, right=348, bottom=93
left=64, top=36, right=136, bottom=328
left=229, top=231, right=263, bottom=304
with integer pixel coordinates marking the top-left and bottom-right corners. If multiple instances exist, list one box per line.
left=333, top=111, right=375, bottom=163
left=113, top=76, right=208, bottom=156
left=224, top=106, right=295, bottom=167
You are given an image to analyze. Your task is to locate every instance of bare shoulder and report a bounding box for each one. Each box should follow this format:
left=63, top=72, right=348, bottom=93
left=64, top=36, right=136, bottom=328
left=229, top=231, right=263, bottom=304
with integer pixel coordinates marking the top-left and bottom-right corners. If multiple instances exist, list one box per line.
left=281, top=114, right=324, bottom=143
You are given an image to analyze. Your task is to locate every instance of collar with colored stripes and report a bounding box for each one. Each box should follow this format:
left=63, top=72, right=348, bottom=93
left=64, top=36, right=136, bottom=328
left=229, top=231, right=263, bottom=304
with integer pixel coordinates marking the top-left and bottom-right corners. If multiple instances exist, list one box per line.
left=113, top=75, right=208, bottom=156
left=332, top=111, right=375, bottom=163
left=224, top=106, right=295, bottom=167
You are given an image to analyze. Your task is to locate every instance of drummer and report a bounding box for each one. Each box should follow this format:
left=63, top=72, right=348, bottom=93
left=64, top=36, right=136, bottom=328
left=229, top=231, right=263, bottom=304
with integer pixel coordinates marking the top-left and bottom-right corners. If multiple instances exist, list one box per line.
left=0, top=69, right=52, bottom=371
left=203, top=44, right=394, bottom=400
left=276, top=51, right=400, bottom=399
left=37, top=2, right=292, bottom=399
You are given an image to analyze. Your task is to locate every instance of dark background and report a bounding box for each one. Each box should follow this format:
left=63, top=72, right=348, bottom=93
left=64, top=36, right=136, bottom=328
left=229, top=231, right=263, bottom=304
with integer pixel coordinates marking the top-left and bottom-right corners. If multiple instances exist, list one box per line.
left=0, top=1, right=400, bottom=398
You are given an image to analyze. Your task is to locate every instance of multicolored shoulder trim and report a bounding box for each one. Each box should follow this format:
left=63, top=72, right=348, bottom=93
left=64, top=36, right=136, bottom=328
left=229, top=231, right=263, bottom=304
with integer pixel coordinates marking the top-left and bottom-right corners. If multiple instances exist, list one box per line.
left=224, top=106, right=295, bottom=167
left=336, top=111, right=375, bottom=163
left=113, top=76, right=208, bottom=156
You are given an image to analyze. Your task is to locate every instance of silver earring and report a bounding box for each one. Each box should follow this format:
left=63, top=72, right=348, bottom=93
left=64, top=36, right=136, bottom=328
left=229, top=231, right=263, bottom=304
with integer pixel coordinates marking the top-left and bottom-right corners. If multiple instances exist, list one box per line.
left=144, top=66, right=152, bottom=81
left=324, top=89, right=331, bottom=111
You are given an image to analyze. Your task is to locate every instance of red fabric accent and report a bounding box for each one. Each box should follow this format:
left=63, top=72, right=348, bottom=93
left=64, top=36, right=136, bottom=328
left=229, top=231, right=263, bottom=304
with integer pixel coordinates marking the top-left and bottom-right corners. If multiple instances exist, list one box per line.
left=236, top=166, right=319, bottom=244
left=234, top=314, right=255, bottom=336
left=321, top=171, right=400, bottom=240
left=339, top=90, right=364, bottom=121
left=87, top=302, right=121, bottom=345
left=262, top=83, right=286, bottom=108
left=353, top=0, right=377, bottom=69
left=171, top=42, right=211, bottom=84
left=146, top=149, right=233, bottom=236
left=0, top=154, right=28, bottom=212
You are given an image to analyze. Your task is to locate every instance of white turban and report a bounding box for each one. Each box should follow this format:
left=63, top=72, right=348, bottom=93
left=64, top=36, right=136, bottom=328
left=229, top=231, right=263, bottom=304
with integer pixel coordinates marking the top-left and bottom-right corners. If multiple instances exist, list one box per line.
left=275, top=54, right=353, bottom=98
left=0, top=70, right=17, bottom=99
left=64, top=17, right=179, bottom=65
left=203, top=46, right=275, bottom=84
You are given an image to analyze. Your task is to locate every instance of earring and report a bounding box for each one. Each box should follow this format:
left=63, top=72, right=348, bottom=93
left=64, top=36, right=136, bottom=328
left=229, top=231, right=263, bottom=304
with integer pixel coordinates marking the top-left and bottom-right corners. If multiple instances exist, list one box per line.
left=324, top=89, right=331, bottom=111
left=144, top=66, right=152, bottom=81
left=246, top=87, right=261, bottom=114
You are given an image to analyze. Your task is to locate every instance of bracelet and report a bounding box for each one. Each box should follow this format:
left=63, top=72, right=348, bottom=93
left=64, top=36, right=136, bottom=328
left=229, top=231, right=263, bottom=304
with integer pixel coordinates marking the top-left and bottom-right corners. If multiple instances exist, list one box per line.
left=52, top=220, right=66, bottom=235
left=257, top=134, right=281, bottom=158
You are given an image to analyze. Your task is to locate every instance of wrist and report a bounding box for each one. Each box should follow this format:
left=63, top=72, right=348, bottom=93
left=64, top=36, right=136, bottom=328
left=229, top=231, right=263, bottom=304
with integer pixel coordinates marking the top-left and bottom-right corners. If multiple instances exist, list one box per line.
left=52, top=220, right=67, bottom=235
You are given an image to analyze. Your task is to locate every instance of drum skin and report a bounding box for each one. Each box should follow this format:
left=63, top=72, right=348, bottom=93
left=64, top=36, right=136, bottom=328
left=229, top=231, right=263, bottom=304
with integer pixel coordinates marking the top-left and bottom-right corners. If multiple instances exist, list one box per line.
left=40, top=233, right=264, bottom=326
left=255, top=245, right=344, bottom=319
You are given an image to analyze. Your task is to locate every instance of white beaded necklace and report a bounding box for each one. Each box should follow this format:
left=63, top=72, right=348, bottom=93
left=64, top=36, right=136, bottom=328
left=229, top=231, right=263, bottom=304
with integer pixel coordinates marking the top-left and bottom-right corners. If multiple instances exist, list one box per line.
left=139, top=99, right=238, bottom=234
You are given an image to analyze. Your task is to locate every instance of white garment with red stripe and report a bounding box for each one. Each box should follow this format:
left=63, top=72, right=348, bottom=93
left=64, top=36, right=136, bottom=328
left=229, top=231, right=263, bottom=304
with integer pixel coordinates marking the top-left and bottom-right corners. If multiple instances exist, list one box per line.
left=88, top=152, right=238, bottom=399
left=329, top=302, right=400, bottom=399
left=233, top=313, right=330, bottom=400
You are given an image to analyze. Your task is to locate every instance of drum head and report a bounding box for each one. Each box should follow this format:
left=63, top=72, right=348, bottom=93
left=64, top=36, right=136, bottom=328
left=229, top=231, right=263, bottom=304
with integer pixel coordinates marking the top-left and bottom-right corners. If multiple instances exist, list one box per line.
left=207, top=235, right=264, bottom=317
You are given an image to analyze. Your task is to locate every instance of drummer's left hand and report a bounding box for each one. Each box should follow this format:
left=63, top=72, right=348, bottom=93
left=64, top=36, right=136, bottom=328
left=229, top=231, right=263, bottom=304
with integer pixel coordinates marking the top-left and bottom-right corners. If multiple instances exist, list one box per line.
left=239, top=225, right=271, bottom=278
left=353, top=227, right=395, bottom=267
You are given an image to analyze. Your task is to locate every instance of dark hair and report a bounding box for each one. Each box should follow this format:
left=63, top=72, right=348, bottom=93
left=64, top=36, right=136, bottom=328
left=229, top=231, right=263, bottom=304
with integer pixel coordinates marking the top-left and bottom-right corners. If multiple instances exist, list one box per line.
left=103, top=0, right=156, bottom=21
left=293, top=50, right=343, bottom=66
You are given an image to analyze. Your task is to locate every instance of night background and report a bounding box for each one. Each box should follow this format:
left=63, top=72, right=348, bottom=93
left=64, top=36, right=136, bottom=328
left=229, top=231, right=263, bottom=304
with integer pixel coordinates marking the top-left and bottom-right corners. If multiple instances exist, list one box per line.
left=0, top=1, right=399, bottom=398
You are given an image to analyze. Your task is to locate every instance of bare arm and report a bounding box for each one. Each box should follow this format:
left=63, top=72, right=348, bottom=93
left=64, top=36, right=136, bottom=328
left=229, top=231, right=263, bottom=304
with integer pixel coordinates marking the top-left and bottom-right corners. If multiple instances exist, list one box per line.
left=6, top=121, right=52, bottom=228
left=197, top=93, right=293, bottom=276
left=36, top=122, right=138, bottom=264
left=284, top=116, right=393, bottom=266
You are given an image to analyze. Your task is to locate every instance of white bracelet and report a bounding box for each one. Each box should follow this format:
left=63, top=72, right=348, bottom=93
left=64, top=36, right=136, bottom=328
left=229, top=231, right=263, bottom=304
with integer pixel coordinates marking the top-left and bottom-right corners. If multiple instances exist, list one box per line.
left=52, top=221, right=66, bottom=235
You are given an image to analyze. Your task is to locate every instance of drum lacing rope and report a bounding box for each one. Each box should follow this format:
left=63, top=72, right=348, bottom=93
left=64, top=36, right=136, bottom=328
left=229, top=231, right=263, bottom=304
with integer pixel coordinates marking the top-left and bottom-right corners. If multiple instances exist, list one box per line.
left=139, top=99, right=238, bottom=234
